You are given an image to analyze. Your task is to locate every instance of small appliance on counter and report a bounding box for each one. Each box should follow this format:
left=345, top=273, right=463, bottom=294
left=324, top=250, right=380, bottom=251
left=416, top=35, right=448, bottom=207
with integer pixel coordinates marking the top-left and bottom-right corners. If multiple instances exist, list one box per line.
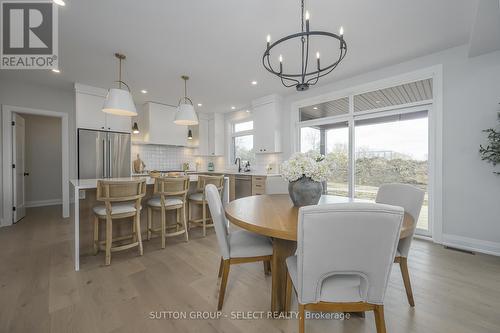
left=207, top=162, right=215, bottom=171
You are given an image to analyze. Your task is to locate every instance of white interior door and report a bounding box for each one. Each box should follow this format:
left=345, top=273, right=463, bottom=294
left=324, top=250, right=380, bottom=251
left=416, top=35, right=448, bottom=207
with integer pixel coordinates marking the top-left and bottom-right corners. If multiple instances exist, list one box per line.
left=12, top=113, right=26, bottom=222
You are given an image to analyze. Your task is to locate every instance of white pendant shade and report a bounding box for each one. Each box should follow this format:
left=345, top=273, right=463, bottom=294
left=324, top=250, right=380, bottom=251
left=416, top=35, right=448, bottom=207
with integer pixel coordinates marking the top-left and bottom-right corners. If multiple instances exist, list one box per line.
left=102, top=88, right=137, bottom=116
left=174, top=103, right=199, bottom=125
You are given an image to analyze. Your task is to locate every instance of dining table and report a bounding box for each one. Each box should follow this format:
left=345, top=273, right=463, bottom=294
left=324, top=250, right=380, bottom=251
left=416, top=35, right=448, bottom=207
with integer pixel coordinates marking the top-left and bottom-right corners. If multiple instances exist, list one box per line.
left=224, top=194, right=415, bottom=313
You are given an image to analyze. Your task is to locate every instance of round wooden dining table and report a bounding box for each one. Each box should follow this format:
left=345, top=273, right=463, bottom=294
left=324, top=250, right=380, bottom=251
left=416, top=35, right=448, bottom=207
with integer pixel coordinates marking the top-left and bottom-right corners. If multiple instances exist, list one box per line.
left=224, top=194, right=415, bottom=313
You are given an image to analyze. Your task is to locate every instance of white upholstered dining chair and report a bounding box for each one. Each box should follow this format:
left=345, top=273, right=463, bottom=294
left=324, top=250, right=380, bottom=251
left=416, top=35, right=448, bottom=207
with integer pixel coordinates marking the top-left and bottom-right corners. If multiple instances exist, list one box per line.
left=285, top=202, right=404, bottom=333
left=375, top=183, right=424, bottom=307
left=205, top=184, right=273, bottom=311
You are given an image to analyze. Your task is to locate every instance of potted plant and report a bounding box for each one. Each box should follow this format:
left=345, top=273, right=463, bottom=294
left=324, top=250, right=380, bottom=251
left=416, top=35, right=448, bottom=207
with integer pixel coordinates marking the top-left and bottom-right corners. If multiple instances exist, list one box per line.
left=479, top=112, right=500, bottom=174
left=281, top=152, right=336, bottom=207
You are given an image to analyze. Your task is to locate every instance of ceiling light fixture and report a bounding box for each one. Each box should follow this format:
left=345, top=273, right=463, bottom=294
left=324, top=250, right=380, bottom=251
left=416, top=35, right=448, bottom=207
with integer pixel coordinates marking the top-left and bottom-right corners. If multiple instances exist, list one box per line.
left=187, top=129, right=193, bottom=140
left=52, top=68, right=60, bottom=73
left=251, top=81, right=258, bottom=85
left=141, top=89, right=147, bottom=94
left=174, top=75, right=199, bottom=125
left=102, top=53, right=137, bottom=116
left=231, top=106, right=236, bottom=110
left=132, top=122, right=140, bottom=134
left=263, top=0, right=347, bottom=91
left=53, top=0, right=65, bottom=6
left=313, top=106, right=318, bottom=110
left=197, top=103, right=202, bottom=107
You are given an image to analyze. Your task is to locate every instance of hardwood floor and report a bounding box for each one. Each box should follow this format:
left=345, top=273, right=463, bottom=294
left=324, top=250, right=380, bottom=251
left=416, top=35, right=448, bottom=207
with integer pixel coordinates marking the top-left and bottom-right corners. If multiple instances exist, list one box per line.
left=1, top=205, right=500, bottom=333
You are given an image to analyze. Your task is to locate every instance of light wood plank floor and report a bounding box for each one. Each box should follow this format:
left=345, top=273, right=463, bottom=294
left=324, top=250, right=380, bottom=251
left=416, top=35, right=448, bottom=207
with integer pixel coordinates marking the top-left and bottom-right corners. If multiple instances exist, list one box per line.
left=1, top=206, right=500, bottom=333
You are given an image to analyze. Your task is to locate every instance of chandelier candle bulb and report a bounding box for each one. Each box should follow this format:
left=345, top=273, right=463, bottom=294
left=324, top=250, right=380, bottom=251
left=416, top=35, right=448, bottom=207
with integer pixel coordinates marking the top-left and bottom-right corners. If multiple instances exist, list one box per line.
left=339, top=26, right=344, bottom=36
left=266, top=34, right=271, bottom=49
left=305, top=11, right=310, bottom=31
left=316, top=52, right=320, bottom=69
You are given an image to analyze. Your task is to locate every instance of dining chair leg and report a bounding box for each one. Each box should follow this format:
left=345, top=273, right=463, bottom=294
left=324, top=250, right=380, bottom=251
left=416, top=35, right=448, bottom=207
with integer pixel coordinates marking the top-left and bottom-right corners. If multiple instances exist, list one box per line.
left=298, top=303, right=305, bottom=333
left=202, top=201, right=207, bottom=237
left=374, top=305, right=386, bottom=333
left=105, top=217, right=112, bottom=266
left=399, top=257, right=415, bottom=307
left=147, top=207, right=152, bottom=240
left=182, top=204, right=189, bottom=242
left=264, top=260, right=271, bottom=276
left=136, top=212, right=143, bottom=256
left=176, top=208, right=180, bottom=232
left=93, top=216, right=99, bottom=255
left=161, top=207, right=166, bottom=249
left=217, top=259, right=230, bottom=311
left=285, top=271, right=292, bottom=313
left=217, top=257, right=223, bottom=278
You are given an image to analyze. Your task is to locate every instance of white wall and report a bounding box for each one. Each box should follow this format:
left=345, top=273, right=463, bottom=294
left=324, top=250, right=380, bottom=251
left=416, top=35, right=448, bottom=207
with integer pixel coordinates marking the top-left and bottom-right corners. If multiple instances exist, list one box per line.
left=280, top=45, right=500, bottom=254
left=0, top=79, right=75, bottom=224
left=22, top=114, right=62, bottom=206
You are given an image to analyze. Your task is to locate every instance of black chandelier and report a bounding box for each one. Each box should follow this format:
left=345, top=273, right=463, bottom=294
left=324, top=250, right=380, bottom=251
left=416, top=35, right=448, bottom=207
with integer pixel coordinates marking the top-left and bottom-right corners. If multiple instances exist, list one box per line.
left=262, top=0, right=347, bottom=91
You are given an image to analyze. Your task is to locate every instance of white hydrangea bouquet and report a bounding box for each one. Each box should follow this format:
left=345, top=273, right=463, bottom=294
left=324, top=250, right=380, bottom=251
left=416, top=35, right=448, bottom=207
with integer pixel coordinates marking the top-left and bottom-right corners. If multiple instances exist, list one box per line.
left=281, top=152, right=336, bottom=206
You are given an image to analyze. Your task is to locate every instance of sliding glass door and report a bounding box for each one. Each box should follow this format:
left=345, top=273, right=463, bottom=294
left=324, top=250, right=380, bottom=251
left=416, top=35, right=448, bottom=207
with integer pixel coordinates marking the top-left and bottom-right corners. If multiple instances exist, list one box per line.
left=354, top=111, right=429, bottom=234
left=298, top=78, right=433, bottom=236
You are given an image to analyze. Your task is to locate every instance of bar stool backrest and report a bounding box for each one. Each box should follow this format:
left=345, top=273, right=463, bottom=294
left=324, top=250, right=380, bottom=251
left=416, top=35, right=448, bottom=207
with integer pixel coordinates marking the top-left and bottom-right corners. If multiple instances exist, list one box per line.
left=96, top=179, right=147, bottom=214
left=153, top=176, right=190, bottom=204
left=197, top=175, right=224, bottom=200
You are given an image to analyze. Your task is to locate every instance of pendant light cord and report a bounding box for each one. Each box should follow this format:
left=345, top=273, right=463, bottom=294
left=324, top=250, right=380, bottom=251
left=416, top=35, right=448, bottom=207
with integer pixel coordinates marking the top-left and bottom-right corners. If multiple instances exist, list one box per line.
left=118, top=57, right=122, bottom=89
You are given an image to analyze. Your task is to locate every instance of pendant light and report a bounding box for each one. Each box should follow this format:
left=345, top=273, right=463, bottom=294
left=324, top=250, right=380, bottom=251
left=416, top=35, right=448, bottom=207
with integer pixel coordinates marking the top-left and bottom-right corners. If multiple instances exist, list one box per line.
left=174, top=75, right=198, bottom=125
left=102, top=53, right=137, bottom=116
left=187, top=129, right=193, bottom=140
left=132, top=122, right=140, bottom=134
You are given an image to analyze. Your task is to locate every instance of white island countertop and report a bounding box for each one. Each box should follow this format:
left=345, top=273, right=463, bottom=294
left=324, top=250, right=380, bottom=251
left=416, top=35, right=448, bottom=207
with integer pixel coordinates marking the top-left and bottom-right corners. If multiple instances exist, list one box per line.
left=70, top=175, right=204, bottom=190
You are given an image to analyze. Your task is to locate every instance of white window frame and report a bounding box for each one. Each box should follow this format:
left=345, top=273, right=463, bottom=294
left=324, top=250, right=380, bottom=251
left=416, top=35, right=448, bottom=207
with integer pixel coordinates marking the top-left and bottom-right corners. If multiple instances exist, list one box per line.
left=290, top=65, right=443, bottom=241
left=230, top=119, right=255, bottom=165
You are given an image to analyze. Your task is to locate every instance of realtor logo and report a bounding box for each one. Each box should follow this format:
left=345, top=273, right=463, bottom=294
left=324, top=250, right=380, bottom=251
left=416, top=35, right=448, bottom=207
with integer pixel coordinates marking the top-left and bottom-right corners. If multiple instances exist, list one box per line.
left=1, top=1, right=58, bottom=69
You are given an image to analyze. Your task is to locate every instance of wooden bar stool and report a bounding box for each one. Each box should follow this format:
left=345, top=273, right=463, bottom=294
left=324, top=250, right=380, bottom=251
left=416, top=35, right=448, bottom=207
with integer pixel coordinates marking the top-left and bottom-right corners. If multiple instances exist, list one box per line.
left=93, top=179, right=147, bottom=266
left=147, top=175, right=190, bottom=248
left=188, top=175, right=224, bottom=237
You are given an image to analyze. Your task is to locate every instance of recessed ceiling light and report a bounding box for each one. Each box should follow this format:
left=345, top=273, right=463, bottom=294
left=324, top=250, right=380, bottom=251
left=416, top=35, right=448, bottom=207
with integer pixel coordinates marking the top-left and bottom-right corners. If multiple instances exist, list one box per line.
left=51, top=68, right=60, bottom=73
left=197, top=103, right=202, bottom=107
left=251, top=81, right=258, bottom=85
left=246, top=110, right=250, bottom=113
left=140, top=89, right=148, bottom=94
left=313, top=106, right=318, bottom=110
left=231, top=106, right=236, bottom=110
left=53, top=0, right=65, bottom=6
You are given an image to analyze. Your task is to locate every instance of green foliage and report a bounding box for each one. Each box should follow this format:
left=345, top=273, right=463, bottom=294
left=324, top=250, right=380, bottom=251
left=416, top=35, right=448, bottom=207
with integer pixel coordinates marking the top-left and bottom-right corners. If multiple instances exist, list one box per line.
left=479, top=115, right=500, bottom=174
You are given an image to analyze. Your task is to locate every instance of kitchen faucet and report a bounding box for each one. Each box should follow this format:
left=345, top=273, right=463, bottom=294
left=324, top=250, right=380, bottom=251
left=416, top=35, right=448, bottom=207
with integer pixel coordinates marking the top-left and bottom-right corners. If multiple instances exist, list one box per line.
left=235, top=157, right=242, bottom=173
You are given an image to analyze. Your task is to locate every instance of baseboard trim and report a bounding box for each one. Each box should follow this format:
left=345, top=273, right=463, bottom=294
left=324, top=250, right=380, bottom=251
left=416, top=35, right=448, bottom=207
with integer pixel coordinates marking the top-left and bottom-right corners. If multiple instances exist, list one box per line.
left=25, top=199, right=62, bottom=208
left=442, top=234, right=500, bottom=257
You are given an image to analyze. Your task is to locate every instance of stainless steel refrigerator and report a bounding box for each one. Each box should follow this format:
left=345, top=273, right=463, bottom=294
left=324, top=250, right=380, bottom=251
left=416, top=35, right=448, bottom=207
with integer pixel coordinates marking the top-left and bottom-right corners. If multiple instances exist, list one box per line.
left=78, top=129, right=131, bottom=179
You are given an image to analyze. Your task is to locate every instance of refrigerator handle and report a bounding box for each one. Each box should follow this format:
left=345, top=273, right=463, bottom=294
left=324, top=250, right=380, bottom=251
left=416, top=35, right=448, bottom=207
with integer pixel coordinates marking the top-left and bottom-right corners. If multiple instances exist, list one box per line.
left=102, top=138, right=107, bottom=178
left=108, top=138, right=112, bottom=178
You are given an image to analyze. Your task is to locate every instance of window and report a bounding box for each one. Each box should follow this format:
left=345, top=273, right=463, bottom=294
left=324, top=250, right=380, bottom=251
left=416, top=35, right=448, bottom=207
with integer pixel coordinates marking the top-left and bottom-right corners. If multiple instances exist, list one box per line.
left=232, top=120, right=255, bottom=165
left=298, top=78, right=434, bottom=236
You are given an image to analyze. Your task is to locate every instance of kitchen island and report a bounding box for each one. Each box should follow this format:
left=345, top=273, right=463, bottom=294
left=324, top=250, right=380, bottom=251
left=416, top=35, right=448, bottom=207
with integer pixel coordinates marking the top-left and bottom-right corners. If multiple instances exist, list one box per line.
left=70, top=175, right=229, bottom=271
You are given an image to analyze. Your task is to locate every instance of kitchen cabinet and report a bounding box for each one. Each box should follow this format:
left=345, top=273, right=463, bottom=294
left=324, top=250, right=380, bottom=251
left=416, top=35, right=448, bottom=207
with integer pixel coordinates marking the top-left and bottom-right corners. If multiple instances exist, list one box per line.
left=252, top=94, right=282, bottom=153
left=134, top=102, right=188, bottom=146
left=197, top=113, right=224, bottom=156
left=75, top=83, right=132, bottom=133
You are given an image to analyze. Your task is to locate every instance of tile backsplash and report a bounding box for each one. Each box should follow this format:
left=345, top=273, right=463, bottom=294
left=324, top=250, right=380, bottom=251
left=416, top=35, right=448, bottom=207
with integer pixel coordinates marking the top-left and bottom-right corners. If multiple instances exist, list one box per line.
left=131, top=144, right=226, bottom=172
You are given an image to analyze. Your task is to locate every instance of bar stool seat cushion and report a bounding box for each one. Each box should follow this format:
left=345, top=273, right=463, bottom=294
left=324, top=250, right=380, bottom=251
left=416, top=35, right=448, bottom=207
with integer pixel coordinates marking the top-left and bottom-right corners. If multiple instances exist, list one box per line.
left=93, top=203, right=141, bottom=216
left=147, top=196, right=184, bottom=207
left=189, top=192, right=204, bottom=201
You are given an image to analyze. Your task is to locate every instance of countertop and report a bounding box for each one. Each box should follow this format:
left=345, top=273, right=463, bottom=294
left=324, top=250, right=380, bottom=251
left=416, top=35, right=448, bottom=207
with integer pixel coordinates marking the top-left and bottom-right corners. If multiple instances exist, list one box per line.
left=71, top=175, right=204, bottom=190
left=131, top=170, right=282, bottom=177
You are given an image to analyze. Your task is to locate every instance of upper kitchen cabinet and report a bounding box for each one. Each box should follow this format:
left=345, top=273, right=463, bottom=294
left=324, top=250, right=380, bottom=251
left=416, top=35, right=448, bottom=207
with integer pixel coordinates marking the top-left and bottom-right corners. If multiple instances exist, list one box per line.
left=197, top=112, right=224, bottom=156
left=133, top=102, right=188, bottom=146
left=252, top=94, right=282, bottom=153
left=75, top=83, right=132, bottom=133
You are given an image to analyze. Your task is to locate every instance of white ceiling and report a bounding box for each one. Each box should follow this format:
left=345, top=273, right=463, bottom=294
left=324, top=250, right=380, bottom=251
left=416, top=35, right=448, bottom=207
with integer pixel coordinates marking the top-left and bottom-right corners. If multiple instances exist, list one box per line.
left=0, top=0, right=479, bottom=113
